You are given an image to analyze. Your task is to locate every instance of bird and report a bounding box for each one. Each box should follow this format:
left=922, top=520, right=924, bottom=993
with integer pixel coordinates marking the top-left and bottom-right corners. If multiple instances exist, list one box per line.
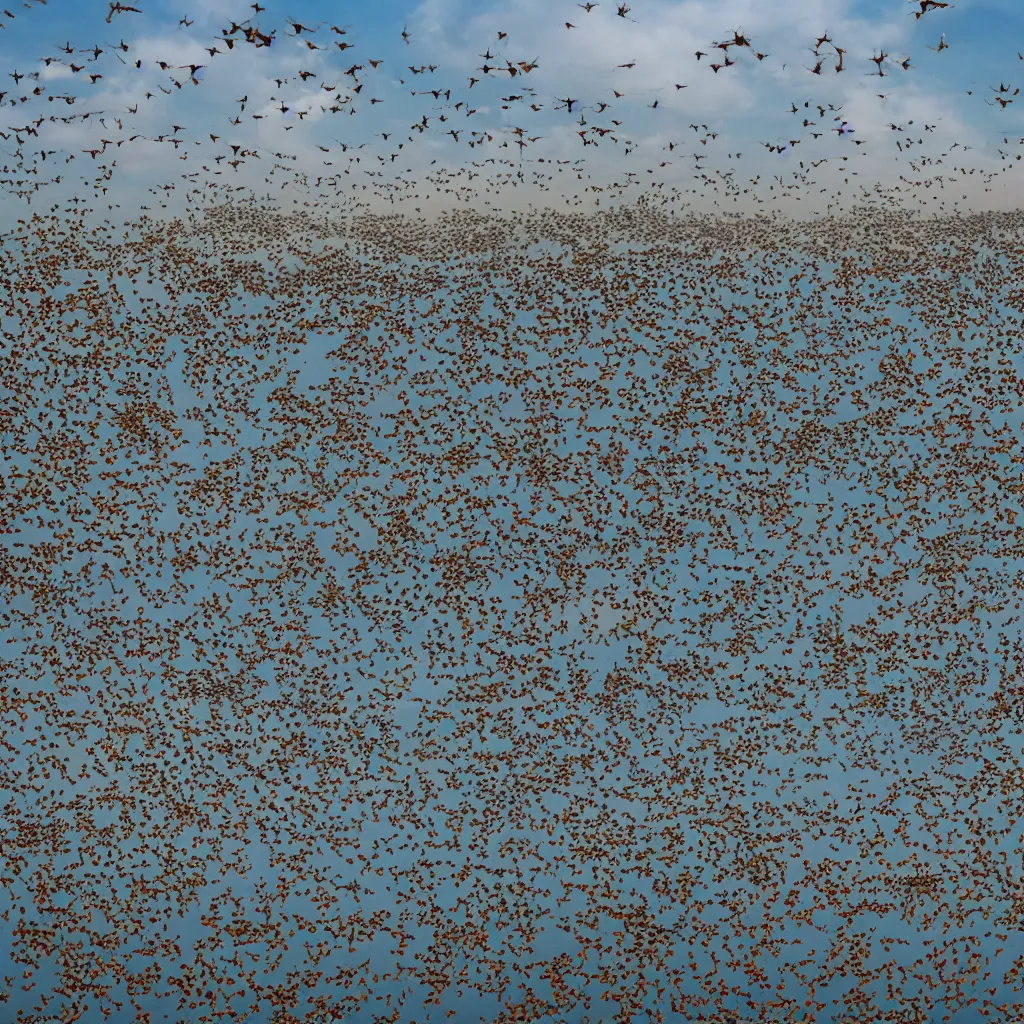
left=105, top=1, right=141, bottom=22
left=909, top=0, right=953, bottom=16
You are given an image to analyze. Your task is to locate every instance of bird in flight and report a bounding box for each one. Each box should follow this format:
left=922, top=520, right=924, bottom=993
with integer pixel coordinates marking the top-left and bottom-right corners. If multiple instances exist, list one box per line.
left=106, top=1, right=141, bottom=22
left=909, top=0, right=953, bottom=17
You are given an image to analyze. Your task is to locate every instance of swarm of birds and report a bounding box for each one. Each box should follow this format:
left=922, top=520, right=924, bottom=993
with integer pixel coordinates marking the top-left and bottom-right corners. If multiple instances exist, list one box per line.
left=3, top=1, right=1024, bottom=1023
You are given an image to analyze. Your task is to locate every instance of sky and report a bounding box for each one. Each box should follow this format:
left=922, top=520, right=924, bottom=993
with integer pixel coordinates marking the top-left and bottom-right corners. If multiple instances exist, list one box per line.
left=1, top=0, right=1024, bottom=226
left=4, top=2, right=1024, bottom=1024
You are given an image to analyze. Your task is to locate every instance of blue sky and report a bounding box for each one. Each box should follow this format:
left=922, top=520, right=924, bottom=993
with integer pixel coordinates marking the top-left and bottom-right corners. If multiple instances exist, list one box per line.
left=1, top=0, right=1024, bottom=225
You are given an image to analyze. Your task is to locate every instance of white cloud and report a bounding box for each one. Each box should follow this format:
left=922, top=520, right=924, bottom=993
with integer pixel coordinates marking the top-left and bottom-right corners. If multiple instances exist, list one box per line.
left=40, top=62, right=75, bottom=81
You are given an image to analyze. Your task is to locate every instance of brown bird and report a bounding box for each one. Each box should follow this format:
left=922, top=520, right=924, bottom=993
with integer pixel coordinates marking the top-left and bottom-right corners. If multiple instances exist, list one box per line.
left=910, top=0, right=952, bottom=16
left=286, top=18, right=322, bottom=34
left=105, top=1, right=141, bottom=22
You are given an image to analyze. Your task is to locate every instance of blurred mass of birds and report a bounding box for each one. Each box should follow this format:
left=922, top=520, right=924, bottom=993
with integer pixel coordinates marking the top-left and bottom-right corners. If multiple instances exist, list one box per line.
left=4, top=1, right=1024, bottom=1024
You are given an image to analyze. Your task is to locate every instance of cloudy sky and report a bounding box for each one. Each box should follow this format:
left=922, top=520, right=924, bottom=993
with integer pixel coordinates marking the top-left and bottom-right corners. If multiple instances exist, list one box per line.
left=0, top=0, right=1022, bottom=227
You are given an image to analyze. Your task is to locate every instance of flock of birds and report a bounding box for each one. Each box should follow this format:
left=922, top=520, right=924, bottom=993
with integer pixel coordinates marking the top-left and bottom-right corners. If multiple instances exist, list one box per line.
left=3, top=3, right=1024, bottom=1024
left=0, top=0, right=1021, bottom=217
